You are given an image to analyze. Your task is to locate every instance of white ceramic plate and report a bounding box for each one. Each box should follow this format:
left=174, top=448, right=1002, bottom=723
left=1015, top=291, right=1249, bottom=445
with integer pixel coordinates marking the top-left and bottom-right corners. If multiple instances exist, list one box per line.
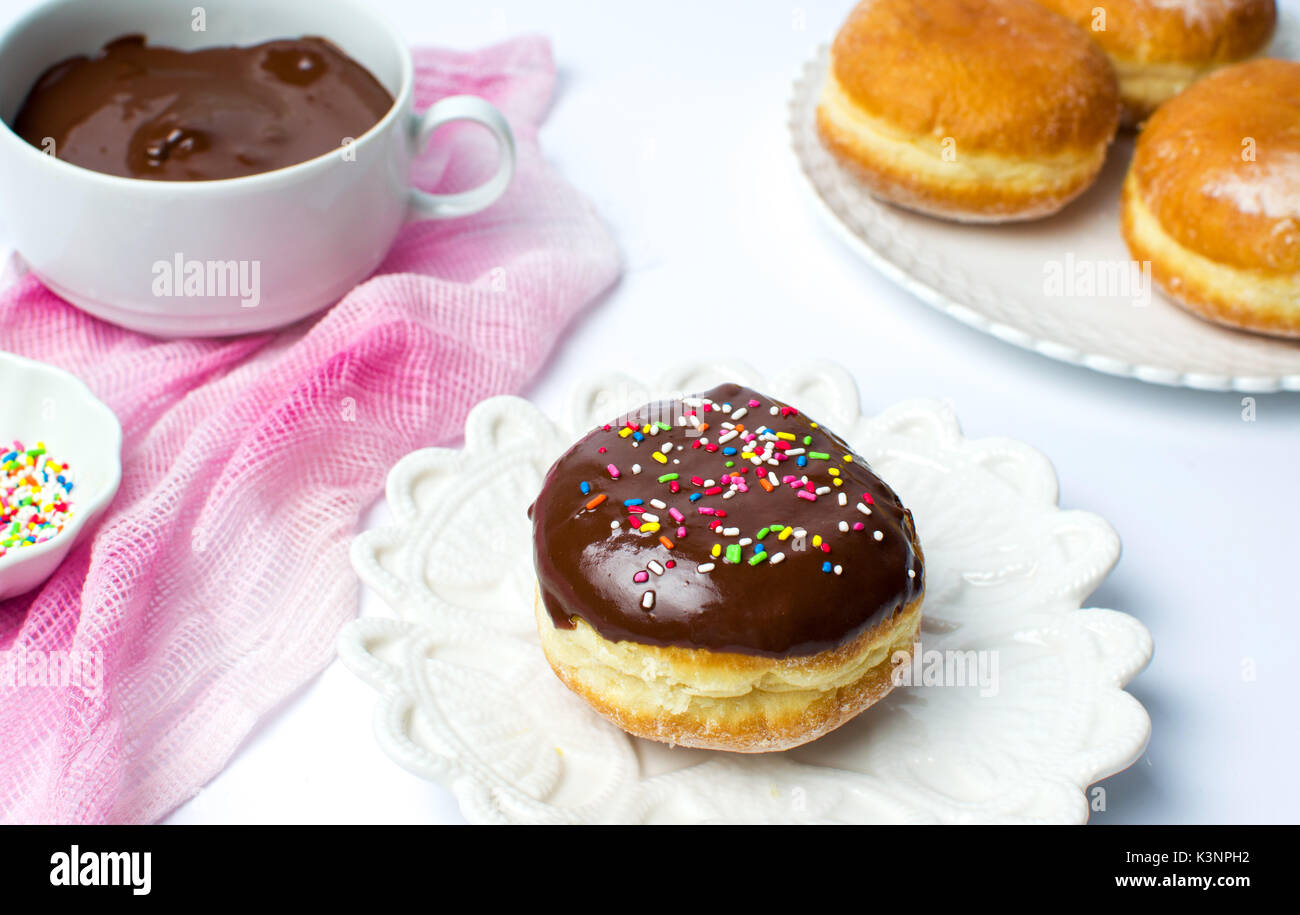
left=0, top=351, right=122, bottom=600
left=340, top=363, right=1152, bottom=824
left=789, top=41, right=1300, bottom=393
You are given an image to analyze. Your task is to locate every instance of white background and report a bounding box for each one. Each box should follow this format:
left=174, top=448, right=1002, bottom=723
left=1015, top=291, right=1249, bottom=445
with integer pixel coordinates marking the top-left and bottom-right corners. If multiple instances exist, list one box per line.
left=3, top=0, right=1298, bottom=824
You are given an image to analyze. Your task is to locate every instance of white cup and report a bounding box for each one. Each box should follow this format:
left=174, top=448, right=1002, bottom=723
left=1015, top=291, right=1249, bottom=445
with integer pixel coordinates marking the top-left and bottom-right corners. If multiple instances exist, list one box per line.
left=0, top=0, right=516, bottom=336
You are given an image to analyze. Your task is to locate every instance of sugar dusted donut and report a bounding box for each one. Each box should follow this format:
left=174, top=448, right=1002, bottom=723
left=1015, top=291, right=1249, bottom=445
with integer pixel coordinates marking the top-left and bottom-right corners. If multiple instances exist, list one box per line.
left=1121, top=58, right=1300, bottom=337
left=1034, top=0, right=1277, bottom=126
left=816, top=0, right=1120, bottom=222
left=528, top=384, right=924, bottom=753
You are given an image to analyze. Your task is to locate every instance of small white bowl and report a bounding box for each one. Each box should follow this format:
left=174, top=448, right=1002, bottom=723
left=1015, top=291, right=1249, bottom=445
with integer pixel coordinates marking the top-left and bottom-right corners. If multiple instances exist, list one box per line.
left=0, top=352, right=122, bottom=600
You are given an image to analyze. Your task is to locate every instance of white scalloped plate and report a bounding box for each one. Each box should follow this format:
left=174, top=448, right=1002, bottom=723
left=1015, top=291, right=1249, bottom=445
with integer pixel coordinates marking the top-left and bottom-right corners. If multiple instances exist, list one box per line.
left=790, top=35, right=1300, bottom=393
left=339, top=363, right=1152, bottom=824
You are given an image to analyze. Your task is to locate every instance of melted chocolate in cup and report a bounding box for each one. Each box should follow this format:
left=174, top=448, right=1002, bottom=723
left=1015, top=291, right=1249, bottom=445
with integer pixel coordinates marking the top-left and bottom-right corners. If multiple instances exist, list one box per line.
left=11, top=34, right=394, bottom=181
left=529, top=383, right=925, bottom=658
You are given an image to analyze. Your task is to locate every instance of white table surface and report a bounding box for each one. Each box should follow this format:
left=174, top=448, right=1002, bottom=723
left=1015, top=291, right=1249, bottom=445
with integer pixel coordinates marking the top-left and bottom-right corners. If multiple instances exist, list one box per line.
left=3, top=0, right=1297, bottom=825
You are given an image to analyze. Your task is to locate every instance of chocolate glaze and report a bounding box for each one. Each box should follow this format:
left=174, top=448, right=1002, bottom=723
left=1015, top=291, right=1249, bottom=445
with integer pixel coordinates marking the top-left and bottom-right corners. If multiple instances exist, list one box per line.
left=529, top=384, right=924, bottom=658
left=11, top=34, right=393, bottom=181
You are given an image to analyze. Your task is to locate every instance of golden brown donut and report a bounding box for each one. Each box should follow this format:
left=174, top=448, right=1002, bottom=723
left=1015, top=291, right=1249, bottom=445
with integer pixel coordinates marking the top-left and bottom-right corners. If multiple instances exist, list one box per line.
left=529, top=384, right=925, bottom=752
left=1121, top=58, right=1300, bottom=338
left=1035, top=0, right=1277, bottom=125
left=816, top=0, right=1121, bottom=223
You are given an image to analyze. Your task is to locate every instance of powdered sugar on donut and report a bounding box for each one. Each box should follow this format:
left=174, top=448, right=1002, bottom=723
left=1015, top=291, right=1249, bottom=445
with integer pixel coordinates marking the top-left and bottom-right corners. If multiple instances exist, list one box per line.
left=1202, top=152, right=1300, bottom=220
left=1145, top=0, right=1245, bottom=32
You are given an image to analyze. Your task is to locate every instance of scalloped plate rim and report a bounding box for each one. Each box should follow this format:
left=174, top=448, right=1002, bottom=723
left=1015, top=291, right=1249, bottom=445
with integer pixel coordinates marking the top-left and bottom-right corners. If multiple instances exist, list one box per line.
left=341, top=363, right=1154, bottom=824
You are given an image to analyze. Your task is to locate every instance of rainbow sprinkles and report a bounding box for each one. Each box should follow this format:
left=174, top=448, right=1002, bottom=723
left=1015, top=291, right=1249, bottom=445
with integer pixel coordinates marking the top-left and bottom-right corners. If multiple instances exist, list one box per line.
left=0, top=441, right=75, bottom=558
left=573, top=392, right=893, bottom=613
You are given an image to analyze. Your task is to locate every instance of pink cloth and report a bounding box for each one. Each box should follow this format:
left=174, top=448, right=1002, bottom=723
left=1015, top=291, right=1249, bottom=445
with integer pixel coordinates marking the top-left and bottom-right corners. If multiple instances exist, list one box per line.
left=0, top=37, right=619, bottom=823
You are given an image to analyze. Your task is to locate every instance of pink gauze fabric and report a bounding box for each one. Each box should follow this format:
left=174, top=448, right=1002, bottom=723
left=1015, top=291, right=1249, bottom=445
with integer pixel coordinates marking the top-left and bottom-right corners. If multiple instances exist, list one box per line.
left=0, top=36, right=620, bottom=823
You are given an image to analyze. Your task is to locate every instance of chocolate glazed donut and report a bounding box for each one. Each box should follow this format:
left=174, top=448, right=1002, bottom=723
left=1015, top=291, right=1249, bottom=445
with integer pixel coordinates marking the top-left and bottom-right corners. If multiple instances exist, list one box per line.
left=529, top=383, right=925, bottom=752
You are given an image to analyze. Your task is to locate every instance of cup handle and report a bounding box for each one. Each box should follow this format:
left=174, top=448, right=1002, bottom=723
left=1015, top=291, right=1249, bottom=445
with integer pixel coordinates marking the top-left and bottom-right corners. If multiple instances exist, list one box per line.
left=407, top=95, right=516, bottom=220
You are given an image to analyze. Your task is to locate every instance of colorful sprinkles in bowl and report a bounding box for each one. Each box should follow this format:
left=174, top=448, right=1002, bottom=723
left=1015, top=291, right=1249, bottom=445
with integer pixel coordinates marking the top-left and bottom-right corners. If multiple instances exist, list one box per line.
left=0, top=441, right=74, bottom=558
